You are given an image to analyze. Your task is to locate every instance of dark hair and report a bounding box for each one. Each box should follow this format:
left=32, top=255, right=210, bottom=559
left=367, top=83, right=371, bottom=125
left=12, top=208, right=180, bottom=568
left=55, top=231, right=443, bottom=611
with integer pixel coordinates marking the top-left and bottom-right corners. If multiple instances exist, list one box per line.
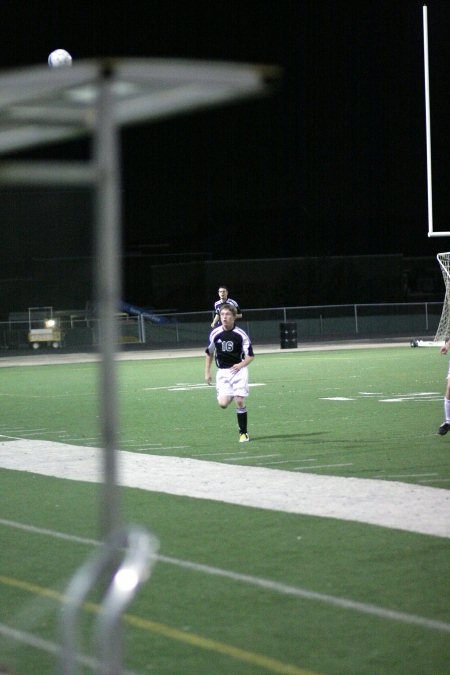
left=220, top=303, right=236, bottom=316
left=218, top=285, right=228, bottom=291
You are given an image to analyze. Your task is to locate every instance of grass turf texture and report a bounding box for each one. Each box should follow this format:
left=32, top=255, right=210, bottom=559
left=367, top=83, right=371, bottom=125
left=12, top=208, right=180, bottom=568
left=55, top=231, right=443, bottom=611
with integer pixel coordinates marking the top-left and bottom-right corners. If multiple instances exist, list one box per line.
left=0, top=346, right=449, bottom=673
left=1, top=347, right=449, bottom=483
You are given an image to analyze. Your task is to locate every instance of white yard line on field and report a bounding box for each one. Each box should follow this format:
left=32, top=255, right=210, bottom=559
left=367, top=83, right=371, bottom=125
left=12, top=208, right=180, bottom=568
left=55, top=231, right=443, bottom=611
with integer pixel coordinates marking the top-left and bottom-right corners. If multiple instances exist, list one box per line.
left=0, top=622, right=136, bottom=674
left=293, top=463, right=353, bottom=470
left=224, top=454, right=281, bottom=461
left=0, top=517, right=449, bottom=635
left=420, top=478, right=450, bottom=483
left=0, top=439, right=449, bottom=538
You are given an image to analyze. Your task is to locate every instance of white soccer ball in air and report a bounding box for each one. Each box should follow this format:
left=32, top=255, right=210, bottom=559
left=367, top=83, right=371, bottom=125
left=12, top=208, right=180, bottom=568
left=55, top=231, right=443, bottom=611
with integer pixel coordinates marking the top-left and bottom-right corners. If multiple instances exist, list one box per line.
left=48, top=49, right=72, bottom=68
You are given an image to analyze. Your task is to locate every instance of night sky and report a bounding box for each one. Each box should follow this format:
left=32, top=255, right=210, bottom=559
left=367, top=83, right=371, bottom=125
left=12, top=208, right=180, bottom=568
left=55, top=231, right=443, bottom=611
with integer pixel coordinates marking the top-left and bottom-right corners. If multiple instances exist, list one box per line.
left=1, top=0, right=449, bottom=264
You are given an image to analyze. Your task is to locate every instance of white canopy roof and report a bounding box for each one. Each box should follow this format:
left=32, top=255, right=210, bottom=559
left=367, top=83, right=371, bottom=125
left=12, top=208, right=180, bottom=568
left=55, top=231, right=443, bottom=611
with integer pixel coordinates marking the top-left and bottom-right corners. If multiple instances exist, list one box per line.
left=0, top=58, right=279, bottom=155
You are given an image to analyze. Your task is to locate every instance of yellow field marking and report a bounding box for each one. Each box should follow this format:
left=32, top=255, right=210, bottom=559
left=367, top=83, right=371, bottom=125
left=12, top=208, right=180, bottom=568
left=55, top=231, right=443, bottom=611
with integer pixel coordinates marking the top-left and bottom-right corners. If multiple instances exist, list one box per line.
left=123, top=611, right=316, bottom=674
left=0, top=574, right=317, bottom=675
left=0, top=575, right=63, bottom=603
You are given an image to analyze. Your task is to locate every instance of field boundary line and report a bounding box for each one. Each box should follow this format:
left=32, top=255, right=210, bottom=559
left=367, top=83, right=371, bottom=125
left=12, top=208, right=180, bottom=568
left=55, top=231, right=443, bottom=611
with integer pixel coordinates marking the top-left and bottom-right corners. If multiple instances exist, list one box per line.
left=1, top=518, right=449, bottom=634
left=0, top=620, right=135, bottom=674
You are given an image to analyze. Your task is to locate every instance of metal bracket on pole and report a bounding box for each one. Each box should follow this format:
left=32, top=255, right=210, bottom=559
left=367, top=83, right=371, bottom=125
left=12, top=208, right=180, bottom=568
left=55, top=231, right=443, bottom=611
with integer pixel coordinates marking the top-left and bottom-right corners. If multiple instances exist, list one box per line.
left=59, top=525, right=159, bottom=674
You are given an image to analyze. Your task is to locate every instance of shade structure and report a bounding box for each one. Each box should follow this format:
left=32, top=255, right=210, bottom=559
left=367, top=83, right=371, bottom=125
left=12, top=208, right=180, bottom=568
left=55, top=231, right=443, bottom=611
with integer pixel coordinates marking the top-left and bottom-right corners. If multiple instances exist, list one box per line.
left=0, top=57, right=279, bottom=156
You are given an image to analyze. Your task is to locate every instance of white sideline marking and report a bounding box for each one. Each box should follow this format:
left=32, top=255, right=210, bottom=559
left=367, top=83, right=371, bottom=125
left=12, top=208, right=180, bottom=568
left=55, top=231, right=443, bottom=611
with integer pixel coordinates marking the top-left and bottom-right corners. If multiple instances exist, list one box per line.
left=0, top=622, right=135, bottom=674
left=320, top=397, right=354, bottom=401
left=224, top=454, right=281, bottom=461
left=195, top=450, right=249, bottom=456
left=322, top=392, right=442, bottom=403
left=379, top=473, right=439, bottom=478
left=143, top=382, right=266, bottom=392
left=421, top=478, right=450, bottom=483
left=293, top=463, right=353, bottom=470
left=0, top=439, right=449, bottom=538
left=259, top=458, right=318, bottom=466
left=1, top=518, right=449, bottom=635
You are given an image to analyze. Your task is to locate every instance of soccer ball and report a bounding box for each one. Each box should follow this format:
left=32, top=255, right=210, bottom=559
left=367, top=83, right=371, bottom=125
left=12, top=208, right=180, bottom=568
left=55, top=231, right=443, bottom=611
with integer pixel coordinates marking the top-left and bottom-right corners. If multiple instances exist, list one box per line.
left=48, top=49, right=72, bottom=68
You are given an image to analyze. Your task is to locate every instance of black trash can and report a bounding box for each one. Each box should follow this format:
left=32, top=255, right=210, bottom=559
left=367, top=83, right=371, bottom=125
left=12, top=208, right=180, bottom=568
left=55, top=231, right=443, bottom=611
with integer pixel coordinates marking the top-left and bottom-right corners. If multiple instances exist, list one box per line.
left=280, top=322, right=297, bottom=349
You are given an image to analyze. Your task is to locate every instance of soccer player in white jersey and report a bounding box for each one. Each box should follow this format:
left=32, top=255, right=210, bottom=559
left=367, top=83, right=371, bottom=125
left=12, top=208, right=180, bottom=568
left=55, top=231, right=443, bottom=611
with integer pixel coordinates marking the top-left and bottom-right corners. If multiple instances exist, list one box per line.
left=438, top=338, right=450, bottom=434
left=210, top=285, right=242, bottom=327
left=205, top=303, right=254, bottom=442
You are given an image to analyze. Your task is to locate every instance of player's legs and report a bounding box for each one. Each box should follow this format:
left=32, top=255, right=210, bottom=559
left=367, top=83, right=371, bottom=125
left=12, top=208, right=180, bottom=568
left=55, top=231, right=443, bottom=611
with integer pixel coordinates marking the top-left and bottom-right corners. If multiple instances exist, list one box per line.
left=445, top=379, right=450, bottom=399
left=216, top=367, right=250, bottom=440
left=232, top=368, right=249, bottom=441
left=235, top=396, right=246, bottom=409
left=218, top=395, right=233, bottom=409
left=216, top=369, right=234, bottom=408
left=235, top=395, right=249, bottom=441
left=438, top=363, right=450, bottom=435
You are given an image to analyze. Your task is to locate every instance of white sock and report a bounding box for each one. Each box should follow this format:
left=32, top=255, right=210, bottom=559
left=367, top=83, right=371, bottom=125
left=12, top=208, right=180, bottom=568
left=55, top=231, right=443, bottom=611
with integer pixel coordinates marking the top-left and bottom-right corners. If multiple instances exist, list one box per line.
left=444, top=398, right=450, bottom=423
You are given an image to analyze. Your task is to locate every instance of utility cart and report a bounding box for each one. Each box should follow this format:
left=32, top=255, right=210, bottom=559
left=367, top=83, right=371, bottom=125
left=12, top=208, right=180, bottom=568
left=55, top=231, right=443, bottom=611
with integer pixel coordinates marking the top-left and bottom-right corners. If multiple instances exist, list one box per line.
left=27, top=306, right=63, bottom=349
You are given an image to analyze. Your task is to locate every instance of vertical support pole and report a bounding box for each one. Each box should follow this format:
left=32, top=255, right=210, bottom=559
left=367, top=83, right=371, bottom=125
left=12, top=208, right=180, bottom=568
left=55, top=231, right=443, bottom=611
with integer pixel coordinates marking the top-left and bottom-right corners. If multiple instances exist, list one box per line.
left=354, top=305, right=359, bottom=334
left=138, top=313, right=144, bottom=343
left=94, top=64, right=122, bottom=540
left=423, top=5, right=434, bottom=237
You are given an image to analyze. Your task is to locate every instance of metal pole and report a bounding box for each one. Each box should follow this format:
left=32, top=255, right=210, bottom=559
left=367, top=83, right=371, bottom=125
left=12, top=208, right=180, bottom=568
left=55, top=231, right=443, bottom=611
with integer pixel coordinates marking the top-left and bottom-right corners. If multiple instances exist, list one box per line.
left=94, top=64, right=122, bottom=539
left=139, top=313, right=144, bottom=343
left=422, top=5, right=434, bottom=237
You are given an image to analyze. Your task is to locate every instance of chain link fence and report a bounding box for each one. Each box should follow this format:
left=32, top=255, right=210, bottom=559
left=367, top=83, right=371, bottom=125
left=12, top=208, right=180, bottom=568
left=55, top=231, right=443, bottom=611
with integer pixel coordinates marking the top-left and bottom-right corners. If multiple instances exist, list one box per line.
left=0, top=301, right=443, bottom=353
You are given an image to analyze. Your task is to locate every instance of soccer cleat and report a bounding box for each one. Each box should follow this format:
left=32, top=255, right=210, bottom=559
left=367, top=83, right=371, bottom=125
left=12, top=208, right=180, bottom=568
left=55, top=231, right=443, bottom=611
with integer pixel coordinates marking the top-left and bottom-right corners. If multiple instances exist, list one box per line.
left=438, top=422, right=450, bottom=436
left=239, top=433, right=250, bottom=443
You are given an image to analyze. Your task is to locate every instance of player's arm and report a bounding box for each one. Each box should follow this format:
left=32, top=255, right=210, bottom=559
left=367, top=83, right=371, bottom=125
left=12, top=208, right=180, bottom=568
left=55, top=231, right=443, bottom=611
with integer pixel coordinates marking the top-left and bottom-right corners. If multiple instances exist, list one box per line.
left=230, top=353, right=254, bottom=373
left=205, top=351, right=214, bottom=384
left=211, top=305, right=221, bottom=327
left=231, top=336, right=254, bottom=372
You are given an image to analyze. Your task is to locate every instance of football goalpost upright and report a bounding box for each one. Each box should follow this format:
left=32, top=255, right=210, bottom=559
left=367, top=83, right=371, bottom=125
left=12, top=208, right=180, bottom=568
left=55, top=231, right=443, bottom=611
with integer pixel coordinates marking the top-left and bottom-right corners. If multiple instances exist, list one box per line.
left=413, top=8, right=449, bottom=348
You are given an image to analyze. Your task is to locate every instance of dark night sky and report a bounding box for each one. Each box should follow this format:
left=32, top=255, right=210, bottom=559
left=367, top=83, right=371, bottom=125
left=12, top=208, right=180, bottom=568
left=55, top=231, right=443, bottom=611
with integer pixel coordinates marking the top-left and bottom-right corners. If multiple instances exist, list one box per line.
left=1, top=0, right=449, bottom=263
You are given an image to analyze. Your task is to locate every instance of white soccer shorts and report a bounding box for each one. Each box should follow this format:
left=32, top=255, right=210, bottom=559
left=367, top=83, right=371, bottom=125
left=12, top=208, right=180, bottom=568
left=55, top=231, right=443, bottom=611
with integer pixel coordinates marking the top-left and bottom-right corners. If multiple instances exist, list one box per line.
left=216, top=366, right=249, bottom=398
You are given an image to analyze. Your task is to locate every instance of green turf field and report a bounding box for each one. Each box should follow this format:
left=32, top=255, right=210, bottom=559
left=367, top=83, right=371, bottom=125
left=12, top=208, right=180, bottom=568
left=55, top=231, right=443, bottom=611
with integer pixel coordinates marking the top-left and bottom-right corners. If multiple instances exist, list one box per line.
left=0, top=346, right=449, bottom=673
